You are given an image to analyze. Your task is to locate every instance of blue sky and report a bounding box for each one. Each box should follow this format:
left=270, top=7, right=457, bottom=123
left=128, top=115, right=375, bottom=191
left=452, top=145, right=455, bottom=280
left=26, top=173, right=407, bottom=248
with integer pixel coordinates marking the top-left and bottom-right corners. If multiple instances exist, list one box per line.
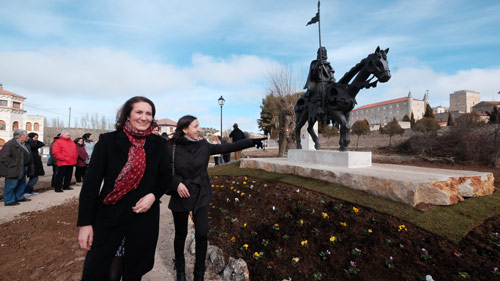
left=1, top=0, right=500, bottom=133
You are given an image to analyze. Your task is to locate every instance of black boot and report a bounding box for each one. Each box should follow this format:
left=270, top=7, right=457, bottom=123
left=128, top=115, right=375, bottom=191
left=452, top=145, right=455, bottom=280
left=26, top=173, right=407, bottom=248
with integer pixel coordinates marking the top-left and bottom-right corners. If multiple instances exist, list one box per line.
left=193, top=265, right=205, bottom=281
left=174, top=259, right=186, bottom=281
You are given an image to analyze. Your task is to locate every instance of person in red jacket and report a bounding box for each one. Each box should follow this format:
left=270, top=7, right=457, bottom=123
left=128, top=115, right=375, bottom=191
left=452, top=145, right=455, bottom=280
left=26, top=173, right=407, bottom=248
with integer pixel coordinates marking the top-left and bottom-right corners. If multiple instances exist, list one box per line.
left=52, top=130, right=78, bottom=192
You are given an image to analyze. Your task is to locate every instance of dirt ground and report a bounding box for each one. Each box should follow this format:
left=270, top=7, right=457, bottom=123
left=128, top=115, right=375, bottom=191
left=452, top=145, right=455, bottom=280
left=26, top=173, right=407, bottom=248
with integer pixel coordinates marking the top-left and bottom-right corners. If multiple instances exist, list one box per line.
left=0, top=148, right=498, bottom=281
left=209, top=175, right=500, bottom=281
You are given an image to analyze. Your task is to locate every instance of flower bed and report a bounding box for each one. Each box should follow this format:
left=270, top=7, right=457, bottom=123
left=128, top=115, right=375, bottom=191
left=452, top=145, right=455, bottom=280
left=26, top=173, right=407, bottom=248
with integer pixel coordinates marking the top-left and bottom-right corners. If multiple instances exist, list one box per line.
left=207, top=175, right=499, bottom=280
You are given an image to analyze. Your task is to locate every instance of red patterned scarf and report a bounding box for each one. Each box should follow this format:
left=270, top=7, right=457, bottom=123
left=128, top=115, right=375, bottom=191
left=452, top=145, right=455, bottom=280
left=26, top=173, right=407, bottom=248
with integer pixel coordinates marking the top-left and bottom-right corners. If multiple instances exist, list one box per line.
left=103, top=121, right=152, bottom=205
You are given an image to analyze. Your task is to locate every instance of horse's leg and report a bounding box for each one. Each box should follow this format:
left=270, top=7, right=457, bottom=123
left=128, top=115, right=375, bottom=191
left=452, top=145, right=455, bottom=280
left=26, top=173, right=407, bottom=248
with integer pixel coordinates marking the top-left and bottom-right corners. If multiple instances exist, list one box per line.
left=343, top=112, right=351, bottom=150
left=295, top=110, right=307, bottom=149
left=307, top=120, right=321, bottom=150
left=330, top=110, right=350, bottom=151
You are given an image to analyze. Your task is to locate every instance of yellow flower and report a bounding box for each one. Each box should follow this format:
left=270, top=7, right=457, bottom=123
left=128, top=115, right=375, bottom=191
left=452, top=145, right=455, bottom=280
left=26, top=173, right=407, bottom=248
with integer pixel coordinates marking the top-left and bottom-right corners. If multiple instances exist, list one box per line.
left=353, top=207, right=359, bottom=213
left=368, top=229, right=373, bottom=233
left=243, top=181, right=247, bottom=185
left=340, top=222, right=347, bottom=227
left=330, top=236, right=336, bottom=242
left=241, top=193, right=245, bottom=196
left=253, top=252, right=260, bottom=258
left=244, top=176, right=248, bottom=180
left=231, top=236, right=236, bottom=243
left=301, top=240, right=308, bottom=246
left=221, top=185, right=224, bottom=188
left=243, top=223, right=247, bottom=228
left=398, top=225, right=408, bottom=232
left=292, top=257, right=300, bottom=263
left=322, top=212, right=329, bottom=219
left=243, top=244, right=248, bottom=250
left=230, top=186, right=234, bottom=190
left=300, top=219, right=304, bottom=226
left=211, top=184, right=214, bottom=188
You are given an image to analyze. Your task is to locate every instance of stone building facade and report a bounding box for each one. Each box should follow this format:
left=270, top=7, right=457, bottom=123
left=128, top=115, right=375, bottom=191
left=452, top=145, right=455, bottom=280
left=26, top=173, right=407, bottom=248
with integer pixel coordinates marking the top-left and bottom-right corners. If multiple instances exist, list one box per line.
left=449, top=90, right=480, bottom=113
left=350, top=91, right=428, bottom=127
left=0, top=83, right=44, bottom=147
left=472, top=101, right=500, bottom=114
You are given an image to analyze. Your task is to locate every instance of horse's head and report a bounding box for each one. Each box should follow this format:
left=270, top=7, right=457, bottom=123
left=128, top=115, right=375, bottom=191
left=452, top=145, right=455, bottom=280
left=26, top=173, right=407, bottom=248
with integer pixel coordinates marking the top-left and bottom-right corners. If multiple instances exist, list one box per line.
left=366, top=46, right=391, bottom=83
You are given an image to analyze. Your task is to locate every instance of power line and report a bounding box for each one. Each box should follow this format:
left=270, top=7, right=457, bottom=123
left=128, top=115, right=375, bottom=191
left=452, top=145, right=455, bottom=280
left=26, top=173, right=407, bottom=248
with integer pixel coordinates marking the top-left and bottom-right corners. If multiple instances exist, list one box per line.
left=24, top=103, right=116, bottom=126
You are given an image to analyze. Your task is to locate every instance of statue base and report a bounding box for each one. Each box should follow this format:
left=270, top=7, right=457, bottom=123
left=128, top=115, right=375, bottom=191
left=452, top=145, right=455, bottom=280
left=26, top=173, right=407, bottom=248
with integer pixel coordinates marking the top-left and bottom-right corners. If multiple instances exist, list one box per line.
left=299, top=122, right=318, bottom=150
left=288, top=149, right=371, bottom=168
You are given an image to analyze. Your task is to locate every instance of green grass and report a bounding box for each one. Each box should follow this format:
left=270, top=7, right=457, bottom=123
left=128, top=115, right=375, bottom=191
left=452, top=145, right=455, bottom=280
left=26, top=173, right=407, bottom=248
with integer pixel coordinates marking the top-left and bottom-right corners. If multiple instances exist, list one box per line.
left=209, top=163, right=500, bottom=243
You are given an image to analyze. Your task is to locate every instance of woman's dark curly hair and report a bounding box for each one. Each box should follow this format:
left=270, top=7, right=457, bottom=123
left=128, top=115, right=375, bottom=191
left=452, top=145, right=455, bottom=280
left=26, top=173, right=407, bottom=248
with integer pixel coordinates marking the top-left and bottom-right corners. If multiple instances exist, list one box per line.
left=171, top=115, right=197, bottom=142
left=115, top=96, right=156, bottom=130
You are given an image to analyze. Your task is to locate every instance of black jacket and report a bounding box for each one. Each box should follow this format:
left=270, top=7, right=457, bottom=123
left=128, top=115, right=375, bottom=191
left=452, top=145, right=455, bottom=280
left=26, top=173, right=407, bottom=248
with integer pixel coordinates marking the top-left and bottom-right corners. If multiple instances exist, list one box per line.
left=77, top=130, right=172, bottom=279
left=167, top=137, right=254, bottom=212
left=26, top=139, right=45, bottom=176
left=229, top=127, right=246, bottom=142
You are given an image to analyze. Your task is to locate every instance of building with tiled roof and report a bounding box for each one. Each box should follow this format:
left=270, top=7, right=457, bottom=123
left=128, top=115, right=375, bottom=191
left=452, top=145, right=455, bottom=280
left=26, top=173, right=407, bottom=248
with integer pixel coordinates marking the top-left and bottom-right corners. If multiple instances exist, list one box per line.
left=0, top=83, right=44, bottom=146
left=472, top=101, right=500, bottom=115
left=156, top=118, right=177, bottom=135
left=350, top=91, right=428, bottom=127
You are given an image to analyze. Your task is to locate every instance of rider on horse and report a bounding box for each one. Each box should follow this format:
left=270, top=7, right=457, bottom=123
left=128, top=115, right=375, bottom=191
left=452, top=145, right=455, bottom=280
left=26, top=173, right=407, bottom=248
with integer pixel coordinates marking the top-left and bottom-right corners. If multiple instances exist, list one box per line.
left=304, top=46, right=336, bottom=123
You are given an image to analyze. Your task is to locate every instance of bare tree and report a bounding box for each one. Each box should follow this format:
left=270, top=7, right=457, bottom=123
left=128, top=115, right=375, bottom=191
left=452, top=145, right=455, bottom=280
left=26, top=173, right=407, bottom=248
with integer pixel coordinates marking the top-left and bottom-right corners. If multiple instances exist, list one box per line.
left=267, top=65, right=301, bottom=157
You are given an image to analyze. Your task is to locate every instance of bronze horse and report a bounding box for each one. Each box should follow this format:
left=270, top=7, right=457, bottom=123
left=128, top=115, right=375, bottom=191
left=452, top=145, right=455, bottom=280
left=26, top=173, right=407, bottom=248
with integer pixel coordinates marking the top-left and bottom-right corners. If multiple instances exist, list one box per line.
left=295, top=46, right=391, bottom=151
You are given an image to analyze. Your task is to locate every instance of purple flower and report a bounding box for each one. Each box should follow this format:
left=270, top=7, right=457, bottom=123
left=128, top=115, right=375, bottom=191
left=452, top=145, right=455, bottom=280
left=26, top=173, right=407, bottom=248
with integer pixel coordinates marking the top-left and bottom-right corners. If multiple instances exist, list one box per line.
left=350, top=261, right=356, bottom=267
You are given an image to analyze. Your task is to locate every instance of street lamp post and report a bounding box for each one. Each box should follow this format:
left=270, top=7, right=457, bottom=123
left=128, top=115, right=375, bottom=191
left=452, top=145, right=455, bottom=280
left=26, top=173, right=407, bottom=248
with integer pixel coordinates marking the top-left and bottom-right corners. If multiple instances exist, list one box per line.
left=218, top=96, right=225, bottom=138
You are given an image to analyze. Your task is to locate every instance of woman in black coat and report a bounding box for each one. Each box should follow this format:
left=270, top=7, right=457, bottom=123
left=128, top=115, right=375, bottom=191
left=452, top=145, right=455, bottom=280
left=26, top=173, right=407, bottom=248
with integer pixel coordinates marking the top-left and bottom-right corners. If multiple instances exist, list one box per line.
left=167, top=115, right=264, bottom=281
left=77, top=96, right=172, bottom=281
left=25, top=132, right=45, bottom=195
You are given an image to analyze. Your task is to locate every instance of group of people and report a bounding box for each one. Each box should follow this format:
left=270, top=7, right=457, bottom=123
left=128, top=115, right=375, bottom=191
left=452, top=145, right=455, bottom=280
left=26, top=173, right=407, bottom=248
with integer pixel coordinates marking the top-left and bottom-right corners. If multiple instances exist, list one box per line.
left=48, top=131, right=95, bottom=192
left=77, top=96, right=265, bottom=281
left=0, top=130, right=44, bottom=205
left=0, top=128, right=96, bottom=206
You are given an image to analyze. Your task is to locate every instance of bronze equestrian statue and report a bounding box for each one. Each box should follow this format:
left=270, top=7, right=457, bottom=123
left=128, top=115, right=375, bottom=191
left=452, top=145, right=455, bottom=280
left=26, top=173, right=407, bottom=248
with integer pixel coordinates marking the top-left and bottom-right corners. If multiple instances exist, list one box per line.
left=295, top=46, right=391, bottom=151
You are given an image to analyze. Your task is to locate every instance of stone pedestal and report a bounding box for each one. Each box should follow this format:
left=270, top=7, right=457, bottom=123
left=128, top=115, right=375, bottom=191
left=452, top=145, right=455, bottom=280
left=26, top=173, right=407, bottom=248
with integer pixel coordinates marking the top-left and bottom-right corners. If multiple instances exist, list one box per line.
left=239, top=158, right=494, bottom=207
left=288, top=149, right=371, bottom=168
left=299, top=122, right=317, bottom=150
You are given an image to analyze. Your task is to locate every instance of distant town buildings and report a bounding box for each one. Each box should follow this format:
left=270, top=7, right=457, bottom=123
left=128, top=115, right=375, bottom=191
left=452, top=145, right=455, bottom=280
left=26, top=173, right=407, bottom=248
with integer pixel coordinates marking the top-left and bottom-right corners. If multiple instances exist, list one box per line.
left=350, top=91, right=428, bottom=127
left=0, top=83, right=44, bottom=146
left=352, top=88, right=498, bottom=128
left=156, top=118, right=177, bottom=135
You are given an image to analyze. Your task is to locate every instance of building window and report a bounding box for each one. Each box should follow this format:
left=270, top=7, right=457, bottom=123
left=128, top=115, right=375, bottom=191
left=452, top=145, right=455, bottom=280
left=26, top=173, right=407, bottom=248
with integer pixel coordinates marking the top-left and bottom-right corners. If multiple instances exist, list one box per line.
left=12, top=121, right=19, bottom=130
left=13, top=102, right=21, bottom=108
left=26, top=122, right=32, bottom=131
left=0, top=100, right=7, bottom=106
left=34, top=122, right=40, bottom=131
left=0, top=120, right=5, bottom=130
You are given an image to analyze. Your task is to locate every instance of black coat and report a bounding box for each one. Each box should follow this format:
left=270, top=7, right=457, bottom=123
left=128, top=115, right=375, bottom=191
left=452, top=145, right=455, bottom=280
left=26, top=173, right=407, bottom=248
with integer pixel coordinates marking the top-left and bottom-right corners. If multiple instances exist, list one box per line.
left=229, top=127, right=246, bottom=142
left=167, top=137, right=254, bottom=213
left=26, top=139, right=45, bottom=176
left=77, top=131, right=172, bottom=279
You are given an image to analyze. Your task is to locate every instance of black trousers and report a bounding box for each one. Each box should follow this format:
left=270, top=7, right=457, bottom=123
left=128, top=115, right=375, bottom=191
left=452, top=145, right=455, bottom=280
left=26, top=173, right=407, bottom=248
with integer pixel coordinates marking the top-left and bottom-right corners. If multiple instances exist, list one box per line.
left=172, top=205, right=209, bottom=269
left=55, top=165, right=73, bottom=190
left=51, top=165, right=59, bottom=188
left=75, top=166, right=87, bottom=182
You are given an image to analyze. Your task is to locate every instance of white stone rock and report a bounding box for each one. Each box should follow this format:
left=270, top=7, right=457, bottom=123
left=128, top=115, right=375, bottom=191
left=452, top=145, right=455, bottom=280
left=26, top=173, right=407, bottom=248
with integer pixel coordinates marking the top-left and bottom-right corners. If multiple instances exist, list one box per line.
left=240, top=158, right=494, bottom=207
